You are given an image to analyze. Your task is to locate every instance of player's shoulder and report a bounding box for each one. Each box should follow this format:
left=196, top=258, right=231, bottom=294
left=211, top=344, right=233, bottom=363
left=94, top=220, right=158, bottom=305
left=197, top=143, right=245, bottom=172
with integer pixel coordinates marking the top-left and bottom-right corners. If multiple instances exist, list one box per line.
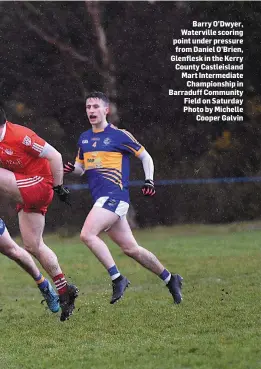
left=78, top=129, right=92, bottom=142
left=116, top=127, right=140, bottom=143
left=6, top=121, right=36, bottom=140
left=107, top=125, right=129, bottom=141
left=109, top=124, right=131, bottom=136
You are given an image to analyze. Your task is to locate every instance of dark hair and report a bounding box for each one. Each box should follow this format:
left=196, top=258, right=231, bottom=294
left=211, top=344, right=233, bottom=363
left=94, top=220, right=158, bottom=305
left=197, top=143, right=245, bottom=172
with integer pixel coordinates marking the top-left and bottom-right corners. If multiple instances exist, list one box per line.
left=86, top=91, right=110, bottom=106
left=0, top=107, right=7, bottom=126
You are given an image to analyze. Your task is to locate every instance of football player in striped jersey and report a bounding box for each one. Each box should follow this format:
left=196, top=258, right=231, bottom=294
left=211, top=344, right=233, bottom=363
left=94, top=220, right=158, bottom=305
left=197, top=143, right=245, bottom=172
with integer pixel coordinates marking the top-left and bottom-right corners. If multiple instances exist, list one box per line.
left=0, top=107, right=78, bottom=321
left=64, top=92, right=183, bottom=305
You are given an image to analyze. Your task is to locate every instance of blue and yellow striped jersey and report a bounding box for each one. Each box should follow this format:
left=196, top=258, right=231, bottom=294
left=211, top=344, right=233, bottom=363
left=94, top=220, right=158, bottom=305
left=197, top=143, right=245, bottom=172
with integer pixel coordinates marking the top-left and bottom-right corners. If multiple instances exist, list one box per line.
left=75, top=124, right=144, bottom=203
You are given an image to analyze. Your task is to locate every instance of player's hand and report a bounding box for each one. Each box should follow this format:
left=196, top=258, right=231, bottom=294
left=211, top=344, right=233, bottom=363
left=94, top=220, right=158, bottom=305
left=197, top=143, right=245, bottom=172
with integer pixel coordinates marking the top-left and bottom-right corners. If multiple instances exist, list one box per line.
left=142, top=180, right=155, bottom=196
left=63, top=162, right=75, bottom=174
left=53, top=184, right=71, bottom=206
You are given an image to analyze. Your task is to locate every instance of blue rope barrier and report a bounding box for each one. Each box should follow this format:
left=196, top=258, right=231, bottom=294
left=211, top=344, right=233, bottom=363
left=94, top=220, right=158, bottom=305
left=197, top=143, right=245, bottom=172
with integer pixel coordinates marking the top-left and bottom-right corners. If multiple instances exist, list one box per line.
left=67, top=176, right=261, bottom=190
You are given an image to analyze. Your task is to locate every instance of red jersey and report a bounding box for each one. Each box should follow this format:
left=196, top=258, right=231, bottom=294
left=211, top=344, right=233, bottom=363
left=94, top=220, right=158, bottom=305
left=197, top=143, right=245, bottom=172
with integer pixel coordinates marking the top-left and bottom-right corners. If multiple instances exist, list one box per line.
left=0, top=122, right=53, bottom=182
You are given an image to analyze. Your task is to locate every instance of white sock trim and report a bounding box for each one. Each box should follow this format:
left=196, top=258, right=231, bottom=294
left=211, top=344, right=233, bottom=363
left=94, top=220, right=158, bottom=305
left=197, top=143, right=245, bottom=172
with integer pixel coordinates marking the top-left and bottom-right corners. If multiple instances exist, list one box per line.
left=164, top=274, right=171, bottom=285
left=111, top=272, right=121, bottom=281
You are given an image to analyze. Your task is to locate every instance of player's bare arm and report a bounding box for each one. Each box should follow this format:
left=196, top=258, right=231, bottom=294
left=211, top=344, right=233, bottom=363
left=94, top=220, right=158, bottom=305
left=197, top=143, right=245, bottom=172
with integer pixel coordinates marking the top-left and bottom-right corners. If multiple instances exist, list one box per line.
left=40, top=143, right=63, bottom=186
left=41, top=143, right=71, bottom=205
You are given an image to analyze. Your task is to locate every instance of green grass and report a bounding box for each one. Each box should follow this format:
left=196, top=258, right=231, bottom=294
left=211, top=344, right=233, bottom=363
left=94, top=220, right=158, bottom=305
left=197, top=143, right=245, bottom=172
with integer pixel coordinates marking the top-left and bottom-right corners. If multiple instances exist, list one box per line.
left=1, top=222, right=261, bottom=369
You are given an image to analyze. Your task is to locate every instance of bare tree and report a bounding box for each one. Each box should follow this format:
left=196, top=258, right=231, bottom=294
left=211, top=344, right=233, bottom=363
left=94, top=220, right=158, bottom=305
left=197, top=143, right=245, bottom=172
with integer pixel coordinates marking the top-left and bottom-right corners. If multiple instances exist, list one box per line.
left=14, top=1, right=119, bottom=124
left=85, top=1, right=119, bottom=124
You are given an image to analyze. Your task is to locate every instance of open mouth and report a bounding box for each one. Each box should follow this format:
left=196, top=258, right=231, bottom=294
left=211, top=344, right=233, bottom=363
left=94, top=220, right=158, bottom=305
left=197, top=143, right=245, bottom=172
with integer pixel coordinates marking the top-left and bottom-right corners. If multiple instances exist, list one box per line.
left=89, top=115, right=97, bottom=121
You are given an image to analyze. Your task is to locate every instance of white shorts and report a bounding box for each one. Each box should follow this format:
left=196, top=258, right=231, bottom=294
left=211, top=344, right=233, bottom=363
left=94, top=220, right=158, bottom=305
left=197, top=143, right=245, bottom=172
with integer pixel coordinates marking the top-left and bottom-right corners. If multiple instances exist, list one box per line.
left=93, top=196, right=129, bottom=217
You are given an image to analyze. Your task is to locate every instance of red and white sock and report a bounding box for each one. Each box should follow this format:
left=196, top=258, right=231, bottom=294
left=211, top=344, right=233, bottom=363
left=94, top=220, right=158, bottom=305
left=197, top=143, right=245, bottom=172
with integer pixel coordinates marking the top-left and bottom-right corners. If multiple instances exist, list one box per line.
left=53, top=273, right=68, bottom=295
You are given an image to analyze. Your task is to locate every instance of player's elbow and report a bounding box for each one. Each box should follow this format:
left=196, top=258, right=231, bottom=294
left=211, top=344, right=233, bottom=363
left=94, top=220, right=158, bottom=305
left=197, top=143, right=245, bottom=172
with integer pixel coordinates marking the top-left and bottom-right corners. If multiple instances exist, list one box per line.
left=138, top=149, right=153, bottom=162
left=47, top=148, right=62, bottom=164
left=54, top=150, right=62, bottom=163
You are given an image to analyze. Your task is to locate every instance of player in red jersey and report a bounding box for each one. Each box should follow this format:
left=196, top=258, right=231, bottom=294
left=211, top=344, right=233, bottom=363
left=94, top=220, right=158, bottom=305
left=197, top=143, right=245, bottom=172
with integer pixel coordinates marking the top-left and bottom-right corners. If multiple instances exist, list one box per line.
left=0, top=107, right=78, bottom=321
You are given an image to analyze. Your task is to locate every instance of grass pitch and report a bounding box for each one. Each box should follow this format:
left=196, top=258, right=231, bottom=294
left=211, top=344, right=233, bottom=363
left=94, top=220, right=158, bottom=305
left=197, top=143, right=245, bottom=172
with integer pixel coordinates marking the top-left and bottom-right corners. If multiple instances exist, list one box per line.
left=0, top=222, right=261, bottom=369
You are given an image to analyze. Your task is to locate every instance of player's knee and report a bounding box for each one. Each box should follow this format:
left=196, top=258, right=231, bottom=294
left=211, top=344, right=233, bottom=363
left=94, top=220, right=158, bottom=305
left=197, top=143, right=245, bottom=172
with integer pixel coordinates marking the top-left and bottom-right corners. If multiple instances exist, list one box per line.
left=23, top=239, right=41, bottom=255
left=0, top=240, right=20, bottom=260
left=6, top=245, right=20, bottom=261
left=122, top=243, right=140, bottom=258
left=80, top=231, right=95, bottom=248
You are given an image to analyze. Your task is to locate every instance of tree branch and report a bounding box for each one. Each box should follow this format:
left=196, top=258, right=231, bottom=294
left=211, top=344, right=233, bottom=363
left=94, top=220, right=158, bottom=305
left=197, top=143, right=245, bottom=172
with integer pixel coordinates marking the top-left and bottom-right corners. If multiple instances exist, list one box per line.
left=85, top=1, right=109, bottom=67
left=16, top=7, right=92, bottom=63
left=85, top=1, right=119, bottom=123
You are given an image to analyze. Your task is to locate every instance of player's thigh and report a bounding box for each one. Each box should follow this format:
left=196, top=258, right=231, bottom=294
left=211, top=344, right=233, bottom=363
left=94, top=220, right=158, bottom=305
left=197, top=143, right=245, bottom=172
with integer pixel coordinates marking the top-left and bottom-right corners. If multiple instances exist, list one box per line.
left=15, top=175, right=53, bottom=214
left=82, top=206, right=119, bottom=236
left=18, top=210, right=45, bottom=246
left=0, top=168, right=22, bottom=202
left=107, top=216, right=138, bottom=247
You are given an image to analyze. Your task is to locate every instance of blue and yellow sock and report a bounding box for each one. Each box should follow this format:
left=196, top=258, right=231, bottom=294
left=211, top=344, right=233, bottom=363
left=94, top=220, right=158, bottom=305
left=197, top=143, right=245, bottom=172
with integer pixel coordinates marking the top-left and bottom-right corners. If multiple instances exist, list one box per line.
left=35, top=273, right=48, bottom=290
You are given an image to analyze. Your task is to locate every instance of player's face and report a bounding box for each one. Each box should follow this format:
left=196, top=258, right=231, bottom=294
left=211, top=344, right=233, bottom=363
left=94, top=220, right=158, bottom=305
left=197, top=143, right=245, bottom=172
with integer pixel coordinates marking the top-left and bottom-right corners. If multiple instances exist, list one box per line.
left=86, top=98, right=109, bottom=126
